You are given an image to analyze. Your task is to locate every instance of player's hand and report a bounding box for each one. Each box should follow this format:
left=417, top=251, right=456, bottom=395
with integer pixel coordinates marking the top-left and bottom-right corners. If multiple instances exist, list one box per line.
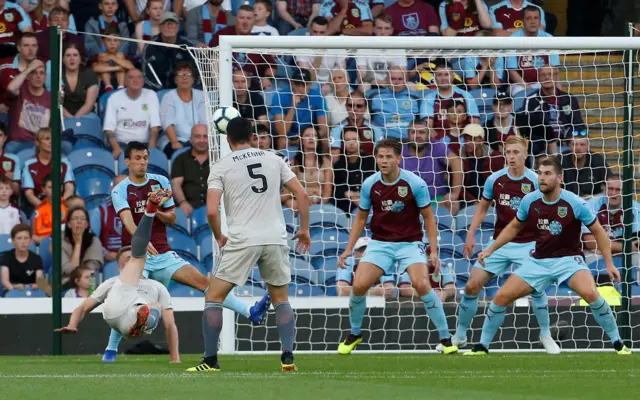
left=216, top=235, right=228, bottom=249
left=292, top=230, right=311, bottom=254
left=55, top=326, right=78, bottom=334
left=606, top=262, right=621, bottom=284
left=338, top=250, right=350, bottom=269
left=463, top=236, right=477, bottom=259
left=477, top=250, right=492, bottom=267
left=428, top=252, right=440, bottom=275
left=147, top=243, right=159, bottom=257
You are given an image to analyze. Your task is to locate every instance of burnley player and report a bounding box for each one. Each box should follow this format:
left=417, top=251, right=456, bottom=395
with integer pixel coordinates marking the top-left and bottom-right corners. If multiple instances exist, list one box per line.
left=455, top=136, right=560, bottom=354
left=337, top=139, right=458, bottom=355
left=466, top=157, right=631, bottom=355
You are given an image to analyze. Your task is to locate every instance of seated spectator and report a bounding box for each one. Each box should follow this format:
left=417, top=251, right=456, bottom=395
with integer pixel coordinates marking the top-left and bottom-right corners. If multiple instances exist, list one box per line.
left=61, top=43, right=99, bottom=118
left=532, top=0, right=556, bottom=33
left=123, top=0, right=170, bottom=22
left=439, top=0, right=491, bottom=36
left=324, top=68, right=350, bottom=127
left=233, top=69, right=268, bottom=123
left=170, top=124, right=209, bottom=216
left=35, top=7, right=85, bottom=60
left=385, top=0, right=439, bottom=36
left=295, top=16, right=347, bottom=88
left=434, top=99, right=471, bottom=154
left=319, top=0, right=373, bottom=36
left=22, top=128, right=75, bottom=208
left=92, top=24, right=135, bottom=92
left=332, top=127, right=376, bottom=213
left=336, top=237, right=396, bottom=297
left=506, top=6, right=559, bottom=95
left=459, top=124, right=505, bottom=205
left=252, top=0, right=279, bottom=36
left=355, top=15, right=407, bottom=92
left=90, top=175, right=125, bottom=262
left=32, top=174, right=68, bottom=243
left=63, top=264, right=92, bottom=298
left=65, top=194, right=85, bottom=210
left=103, top=68, right=161, bottom=158
left=401, top=119, right=463, bottom=215
left=0, top=224, right=43, bottom=293
left=62, top=206, right=104, bottom=284
left=275, top=0, right=320, bottom=35
left=485, top=89, right=522, bottom=154
left=142, top=11, right=196, bottom=91
left=186, top=0, right=229, bottom=47
left=0, top=122, right=21, bottom=194
left=397, top=246, right=456, bottom=301
left=330, top=91, right=382, bottom=160
left=159, top=62, right=207, bottom=156
left=369, top=67, right=419, bottom=141
left=30, top=0, right=77, bottom=33
left=460, top=54, right=505, bottom=89
left=0, top=176, right=21, bottom=234
left=560, top=128, right=610, bottom=198
left=84, top=0, right=131, bottom=59
left=135, top=0, right=164, bottom=53
left=0, top=0, right=33, bottom=59
left=289, top=126, right=332, bottom=205
left=271, top=68, right=328, bottom=150
left=250, top=123, right=294, bottom=208
left=489, top=0, right=545, bottom=37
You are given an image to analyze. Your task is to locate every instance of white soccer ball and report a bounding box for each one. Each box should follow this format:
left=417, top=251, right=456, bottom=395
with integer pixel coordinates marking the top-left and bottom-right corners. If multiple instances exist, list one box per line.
left=212, top=106, right=241, bottom=133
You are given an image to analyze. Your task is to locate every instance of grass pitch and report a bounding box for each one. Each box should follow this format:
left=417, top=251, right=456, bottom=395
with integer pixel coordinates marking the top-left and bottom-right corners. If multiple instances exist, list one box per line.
left=0, top=353, right=639, bottom=400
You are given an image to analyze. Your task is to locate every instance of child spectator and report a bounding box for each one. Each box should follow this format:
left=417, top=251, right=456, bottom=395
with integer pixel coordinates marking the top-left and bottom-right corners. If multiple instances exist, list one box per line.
left=32, top=174, right=68, bottom=244
left=92, top=24, right=135, bottom=92
left=252, top=0, right=279, bottom=36
left=0, top=224, right=43, bottom=293
left=0, top=122, right=21, bottom=194
left=62, top=206, right=104, bottom=284
left=436, top=99, right=470, bottom=155
left=61, top=43, right=99, bottom=118
left=63, top=264, right=92, bottom=298
left=135, top=0, right=164, bottom=53
left=84, top=0, right=131, bottom=59
left=0, top=176, right=21, bottom=234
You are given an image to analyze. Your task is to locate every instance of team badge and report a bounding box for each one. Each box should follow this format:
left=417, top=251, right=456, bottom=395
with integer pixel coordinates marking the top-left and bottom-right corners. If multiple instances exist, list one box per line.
left=514, top=20, right=524, bottom=28
left=452, top=13, right=461, bottom=21
left=151, top=184, right=161, bottom=192
left=464, top=17, right=473, bottom=27
left=398, top=186, right=408, bottom=197
left=402, top=101, right=410, bottom=110
left=402, top=13, right=419, bottom=30
left=2, top=161, right=11, bottom=172
left=558, top=207, right=567, bottom=218
left=563, top=105, right=572, bottom=115
left=351, top=8, right=360, bottom=18
left=5, top=14, right=14, bottom=23
left=142, top=104, right=148, bottom=111
left=521, top=183, right=531, bottom=194
left=362, top=129, right=372, bottom=140
left=0, top=23, right=5, bottom=33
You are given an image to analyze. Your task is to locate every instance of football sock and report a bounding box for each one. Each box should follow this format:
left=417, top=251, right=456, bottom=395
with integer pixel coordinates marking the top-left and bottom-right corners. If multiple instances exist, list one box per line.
left=131, top=214, right=154, bottom=258
left=589, top=296, right=621, bottom=344
left=203, top=301, right=224, bottom=358
left=455, top=294, right=478, bottom=341
left=349, top=293, right=366, bottom=336
left=479, top=302, right=508, bottom=348
left=420, top=290, right=451, bottom=340
left=222, top=292, right=250, bottom=318
left=531, top=292, right=552, bottom=338
left=274, top=302, right=295, bottom=353
left=105, top=329, right=122, bottom=352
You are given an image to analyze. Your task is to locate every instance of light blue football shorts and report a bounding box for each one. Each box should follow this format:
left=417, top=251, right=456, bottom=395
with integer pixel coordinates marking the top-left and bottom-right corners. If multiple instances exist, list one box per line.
left=473, top=240, right=536, bottom=277
left=361, top=239, right=426, bottom=277
left=142, top=251, right=190, bottom=288
left=514, top=254, right=589, bottom=293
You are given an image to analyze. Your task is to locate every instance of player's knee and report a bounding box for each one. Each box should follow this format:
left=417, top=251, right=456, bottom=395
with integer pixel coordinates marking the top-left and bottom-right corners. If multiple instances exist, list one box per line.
left=493, top=291, right=511, bottom=307
left=465, top=280, right=483, bottom=296
left=581, top=288, right=600, bottom=304
left=351, top=282, right=368, bottom=297
left=412, top=279, right=430, bottom=297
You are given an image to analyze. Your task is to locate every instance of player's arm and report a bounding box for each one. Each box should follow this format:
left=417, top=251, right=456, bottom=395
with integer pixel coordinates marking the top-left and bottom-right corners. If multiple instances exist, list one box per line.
left=119, top=209, right=138, bottom=236
left=156, top=207, right=176, bottom=225
left=463, top=197, right=492, bottom=257
left=587, top=220, right=616, bottom=275
left=485, top=218, right=524, bottom=254
left=162, top=308, right=180, bottom=363
left=582, top=233, right=624, bottom=254
left=206, top=188, right=224, bottom=242
left=283, top=176, right=311, bottom=252
left=56, top=297, right=101, bottom=332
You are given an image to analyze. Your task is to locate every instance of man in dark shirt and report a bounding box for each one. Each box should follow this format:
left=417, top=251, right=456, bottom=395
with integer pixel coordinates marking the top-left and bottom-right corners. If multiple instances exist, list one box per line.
left=560, top=127, right=610, bottom=198
left=36, top=7, right=86, bottom=60
left=233, top=69, right=267, bottom=123
left=171, top=124, right=210, bottom=216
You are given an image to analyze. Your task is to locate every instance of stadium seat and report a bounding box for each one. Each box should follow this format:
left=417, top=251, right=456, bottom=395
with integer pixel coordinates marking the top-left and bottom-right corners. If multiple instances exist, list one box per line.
left=282, top=206, right=296, bottom=233
left=432, top=206, right=454, bottom=231
left=199, top=233, right=214, bottom=268
left=102, top=261, right=119, bottom=280
left=75, top=172, right=112, bottom=209
left=291, top=257, right=319, bottom=285
left=308, top=204, right=350, bottom=229
left=311, top=256, right=338, bottom=285
left=309, top=227, right=349, bottom=257
left=68, top=148, right=116, bottom=177
left=235, top=284, right=267, bottom=297
left=0, top=234, right=13, bottom=253
left=64, top=116, right=104, bottom=147
left=167, top=229, right=198, bottom=264
left=469, top=87, right=496, bottom=113
left=98, top=90, right=121, bottom=118
left=157, top=89, right=171, bottom=104
left=39, top=237, right=53, bottom=274
left=546, top=284, right=576, bottom=297
left=190, top=206, right=210, bottom=243
left=17, top=148, right=35, bottom=166
left=474, top=229, right=494, bottom=249
left=287, top=27, right=309, bottom=36
left=438, top=231, right=465, bottom=258
left=170, top=283, right=204, bottom=297
left=324, top=285, right=337, bottom=296
left=451, top=257, right=472, bottom=278
left=4, top=288, right=47, bottom=297
left=173, top=206, right=190, bottom=235
left=117, top=147, right=169, bottom=177
left=289, top=283, right=324, bottom=296
left=170, top=146, right=190, bottom=164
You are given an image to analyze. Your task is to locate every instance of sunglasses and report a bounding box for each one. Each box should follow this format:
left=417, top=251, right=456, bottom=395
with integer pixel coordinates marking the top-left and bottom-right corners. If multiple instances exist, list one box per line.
left=572, top=129, right=588, bottom=137
left=347, top=103, right=366, bottom=109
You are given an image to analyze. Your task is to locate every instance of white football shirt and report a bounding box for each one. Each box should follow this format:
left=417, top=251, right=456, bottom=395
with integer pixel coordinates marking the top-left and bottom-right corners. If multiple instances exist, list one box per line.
left=102, top=88, right=161, bottom=144
left=0, top=205, right=21, bottom=235
left=208, top=147, right=296, bottom=249
left=90, top=276, right=173, bottom=310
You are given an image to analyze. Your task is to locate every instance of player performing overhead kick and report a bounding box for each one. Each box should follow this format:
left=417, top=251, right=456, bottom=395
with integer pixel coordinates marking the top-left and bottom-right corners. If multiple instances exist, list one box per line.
left=337, top=139, right=458, bottom=355
left=465, top=157, right=631, bottom=355
left=103, top=141, right=270, bottom=363
left=187, top=117, right=311, bottom=373
left=56, top=191, right=181, bottom=362
left=451, top=136, right=560, bottom=354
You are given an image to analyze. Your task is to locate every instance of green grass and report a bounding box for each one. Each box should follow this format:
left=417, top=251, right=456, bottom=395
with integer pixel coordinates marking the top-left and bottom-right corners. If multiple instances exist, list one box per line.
left=0, top=353, right=639, bottom=400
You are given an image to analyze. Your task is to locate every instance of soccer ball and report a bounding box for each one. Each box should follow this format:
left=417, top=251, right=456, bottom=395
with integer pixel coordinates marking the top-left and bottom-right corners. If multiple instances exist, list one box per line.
left=212, top=106, right=240, bottom=133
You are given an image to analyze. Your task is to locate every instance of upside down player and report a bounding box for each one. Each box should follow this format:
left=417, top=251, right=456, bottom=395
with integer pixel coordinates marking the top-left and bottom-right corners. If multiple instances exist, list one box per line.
left=337, top=139, right=458, bottom=355
left=56, top=191, right=181, bottom=362
left=103, top=141, right=270, bottom=363
left=466, top=157, right=631, bottom=355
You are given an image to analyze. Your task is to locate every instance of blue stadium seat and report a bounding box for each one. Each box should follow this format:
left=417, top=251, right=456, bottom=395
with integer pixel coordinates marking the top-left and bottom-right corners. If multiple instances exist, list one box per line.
left=4, top=288, right=48, bottom=297
left=170, top=146, right=190, bottom=163
left=324, top=285, right=337, bottom=296
left=545, top=284, right=576, bottom=297
left=17, top=148, right=35, bottom=166
left=117, top=147, right=169, bottom=177
left=474, top=229, right=494, bottom=249
left=235, top=284, right=267, bottom=297
left=102, top=261, right=119, bottom=280
left=68, top=148, right=116, bottom=177
left=438, top=231, right=465, bottom=258
left=311, top=256, right=338, bottom=285
left=167, top=229, right=198, bottom=264
left=156, top=89, right=171, bottom=104
left=98, top=90, right=121, bottom=118
left=173, top=206, right=190, bottom=235
left=190, top=206, right=210, bottom=243
left=291, top=257, right=319, bottom=284
left=450, top=257, right=472, bottom=278
left=289, top=283, right=324, bottom=296
left=308, top=204, right=350, bottom=229
left=431, top=206, right=454, bottom=231
left=75, top=172, right=112, bottom=209
left=0, top=234, right=13, bottom=253
left=287, top=28, right=309, bottom=36
left=64, top=115, right=104, bottom=146
left=309, top=227, right=349, bottom=257
left=170, top=283, right=204, bottom=297
left=282, top=207, right=296, bottom=233
left=199, top=233, right=214, bottom=268
left=39, top=237, right=52, bottom=274
left=469, top=87, right=497, bottom=112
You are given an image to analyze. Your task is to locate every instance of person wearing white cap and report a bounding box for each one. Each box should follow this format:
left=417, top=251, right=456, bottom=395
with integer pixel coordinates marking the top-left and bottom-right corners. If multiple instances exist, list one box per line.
left=459, top=123, right=505, bottom=204
left=335, top=236, right=396, bottom=297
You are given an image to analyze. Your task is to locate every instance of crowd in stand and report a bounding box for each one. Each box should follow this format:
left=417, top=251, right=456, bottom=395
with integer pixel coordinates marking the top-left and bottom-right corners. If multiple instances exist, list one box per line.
left=0, top=0, right=632, bottom=298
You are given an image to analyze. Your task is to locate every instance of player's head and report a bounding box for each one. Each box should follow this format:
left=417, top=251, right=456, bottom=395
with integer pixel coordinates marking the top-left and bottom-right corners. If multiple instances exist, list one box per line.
left=604, top=173, right=622, bottom=209
left=0, top=175, right=13, bottom=202
left=226, top=117, right=253, bottom=146
left=374, top=139, right=402, bottom=175
left=504, top=135, right=528, bottom=169
left=125, top=141, right=149, bottom=178
left=524, top=5, right=542, bottom=34
left=433, top=59, right=453, bottom=90
left=538, top=156, right=563, bottom=194
left=11, top=224, right=32, bottom=252
left=116, top=245, right=132, bottom=270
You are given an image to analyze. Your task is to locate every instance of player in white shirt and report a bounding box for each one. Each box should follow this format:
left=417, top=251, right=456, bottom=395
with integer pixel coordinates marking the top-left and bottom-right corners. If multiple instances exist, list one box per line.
left=56, top=190, right=180, bottom=363
left=187, top=117, right=311, bottom=373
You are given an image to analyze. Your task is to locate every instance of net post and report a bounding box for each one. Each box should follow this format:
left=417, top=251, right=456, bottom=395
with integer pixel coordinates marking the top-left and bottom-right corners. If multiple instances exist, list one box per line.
left=49, top=25, right=63, bottom=356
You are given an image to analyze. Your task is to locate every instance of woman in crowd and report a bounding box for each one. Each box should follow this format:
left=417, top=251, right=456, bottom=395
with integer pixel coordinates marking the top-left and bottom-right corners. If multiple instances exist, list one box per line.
left=61, top=43, right=99, bottom=118
left=61, top=206, right=103, bottom=284
left=289, top=126, right=332, bottom=205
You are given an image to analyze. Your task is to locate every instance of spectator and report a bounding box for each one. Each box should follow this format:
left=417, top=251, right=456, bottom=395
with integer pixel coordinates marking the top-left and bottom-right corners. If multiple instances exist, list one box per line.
left=386, top=0, right=439, bottom=36
left=397, top=246, right=456, bottom=301
left=32, top=174, right=68, bottom=243
left=401, top=119, right=463, bottom=214
left=355, top=14, right=408, bottom=91
left=142, top=11, right=195, bottom=91
left=289, top=126, right=332, bottom=205
left=103, top=68, right=161, bottom=158
left=459, top=124, right=505, bottom=204
left=369, top=66, right=419, bottom=141
left=233, top=69, right=268, bottom=122
left=0, top=0, right=33, bottom=59
left=186, top=0, right=229, bottom=47
left=159, top=62, right=207, bottom=156
left=435, top=99, right=471, bottom=154
left=35, top=7, right=85, bottom=60
left=332, top=126, right=376, bottom=213
left=489, top=0, right=545, bottom=37
left=84, top=0, right=131, bottom=59
left=61, top=43, right=99, bottom=118
left=295, top=16, right=347, bottom=86
left=123, top=0, right=171, bottom=22
left=0, top=122, right=21, bottom=194
left=275, top=0, right=321, bottom=35
left=0, top=224, right=43, bottom=293
left=506, top=6, right=559, bottom=95
left=64, top=194, right=85, bottom=210
left=135, top=0, right=164, bottom=54
left=324, top=68, right=350, bottom=127
left=6, top=59, right=50, bottom=152
left=30, top=0, right=77, bottom=33
left=271, top=68, right=328, bottom=150
left=485, top=88, right=522, bottom=155
left=439, top=0, right=491, bottom=36
left=170, top=124, right=209, bottom=215
left=90, top=174, right=125, bottom=262
left=560, top=128, right=610, bottom=198
left=252, top=0, right=279, bottom=36
left=0, top=175, right=21, bottom=234
left=62, top=206, right=104, bottom=284
left=63, top=264, right=92, bottom=298
left=67, top=0, right=101, bottom=33
left=22, top=128, right=75, bottom=208
left=330, top=90, right=382, bottom=160
left=336, top=236, right=396, bottom=297
left=460, top=52, right=505, bottom=89
left=91, top=24, right=135, bottom=92
left=319, top=0, right=373, bottom=36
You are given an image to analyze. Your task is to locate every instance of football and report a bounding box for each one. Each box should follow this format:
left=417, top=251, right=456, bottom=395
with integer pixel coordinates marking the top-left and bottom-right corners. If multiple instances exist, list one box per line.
left=212, top=106, right=241, bottom=133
